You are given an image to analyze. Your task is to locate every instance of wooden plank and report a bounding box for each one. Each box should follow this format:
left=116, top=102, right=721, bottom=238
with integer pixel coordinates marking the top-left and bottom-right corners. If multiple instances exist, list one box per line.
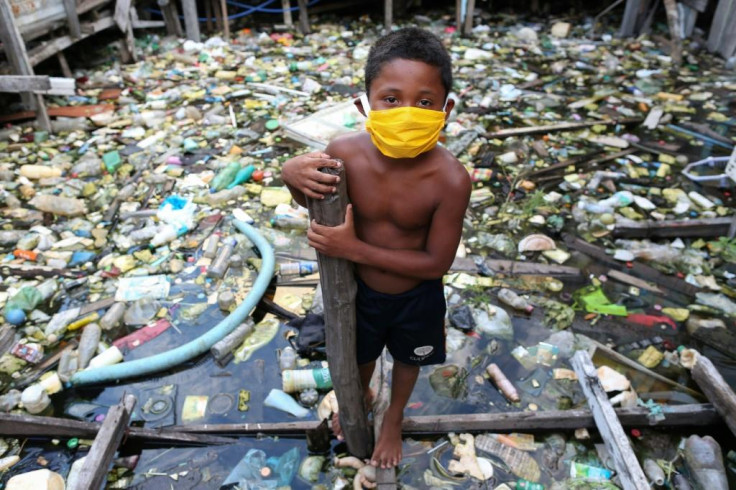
left=73, top=394, right=137, bottom=490
left=174, top=404, right=720, bottom=435
left=159, top=0, right=184, bottom=36
left=62, top=0, right=82, bottom=38
left=455, top=0, right=462, bottom=32
left=450, top=256, right=583, bottom=278
left=182, top=0, right=201, bottom=41
left=307, top=165, right=371, bottom=459
left=28, top=16, right=116, bottom=66
left=484, top=118, right=643, bottom=139
left=612, top=217, right=733, bottom=239
left=56, top=52, right=73, bottom=78
left=690, top=350, right=736, bottom=437
left=0, top=412, right=233, bottom=444
left=297, top=0, right=310, bottom=34
left=571, top=350, right=649, bottom=490
left=0, top=76, right=51, bottom=93
left=563, top=234, right=700, bottom=298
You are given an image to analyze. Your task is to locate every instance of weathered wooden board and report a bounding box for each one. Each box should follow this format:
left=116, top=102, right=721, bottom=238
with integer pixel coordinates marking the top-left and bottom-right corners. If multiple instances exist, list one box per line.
left=691, top=351, right=736, bottom=437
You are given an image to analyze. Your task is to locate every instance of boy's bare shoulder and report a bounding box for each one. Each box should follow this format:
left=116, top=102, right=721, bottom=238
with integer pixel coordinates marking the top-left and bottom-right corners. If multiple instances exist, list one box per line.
left=434, top=146, right=471, bottom=193
left=325, top=132, right=372, bottom=161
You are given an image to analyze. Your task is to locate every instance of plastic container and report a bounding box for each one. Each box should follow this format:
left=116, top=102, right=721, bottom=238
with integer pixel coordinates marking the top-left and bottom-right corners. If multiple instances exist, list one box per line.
left=204, top=235, right=220, bottom=259
left=498, top=288, right=534, bottom=313
left=279, top=261, right=319, bottom=276
left=67, top=312, right=99, bottom=332
left=88, top=346, right=123, bottom=368
left=38, top=371, right=62, bottom=395
left=129, top=226, right=159, bottom=243
left=19, top=165, right=62, bottom=180
left=227, top=164, right=256, bottom=189
left=28, top=195, right=86, bottom=217
left=151, top=224, right=187, bottom=248
left=207, top=186, right=247, bottom=206
left=57, top=350, right=78, bottom=383
left=207, top=238, right=236, bottom=279
left=65, top=456, right=87, bottom=490
left=211, top=162, right=241, bottom=192
left=218, top=291, right=236, bottom=311
left=100, top=302, right=126, bottom=330
left=569, top=462, right=612, bottom=481
left=279, top=346, right=298, bottom=372
left=11, top=342, right=44, bottom=363
left=20, top=384, right=51, bottom=414
left=78, top=323, right=101, bottom=369
left=282, top=368, right=332, bottom=393
left=682, top=156, right=734, bottom=188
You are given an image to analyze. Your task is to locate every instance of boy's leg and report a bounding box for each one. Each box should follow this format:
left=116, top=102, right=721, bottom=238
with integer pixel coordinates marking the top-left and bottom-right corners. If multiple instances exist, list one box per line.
left=333, top=360, right=376, bottom=441
left=371, top=359, right=419, bottom=469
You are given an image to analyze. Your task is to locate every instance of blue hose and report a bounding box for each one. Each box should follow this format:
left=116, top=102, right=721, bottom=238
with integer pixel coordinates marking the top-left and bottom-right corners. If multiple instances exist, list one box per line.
left=70, top=220, right=275, bottom=386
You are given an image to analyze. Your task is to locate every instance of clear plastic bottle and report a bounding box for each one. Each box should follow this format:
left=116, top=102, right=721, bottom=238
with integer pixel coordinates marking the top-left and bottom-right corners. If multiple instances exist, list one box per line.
left=279, top=346, right=298, bottom=372
left=100, top=302, right=126, bottom=330
left=129, top=226, right=159, bottom=243
left=207, top=238, right=236, bottom=279
left=497, top=288, right=534, bottom=313
left=204, top=235, right=219, bottom=259
left=78, top=323, right=101, bottom=369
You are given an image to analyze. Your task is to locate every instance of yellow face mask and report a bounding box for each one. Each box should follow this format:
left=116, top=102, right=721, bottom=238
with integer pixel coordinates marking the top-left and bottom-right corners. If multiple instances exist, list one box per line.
left=361, top=94, right=447, bottom=159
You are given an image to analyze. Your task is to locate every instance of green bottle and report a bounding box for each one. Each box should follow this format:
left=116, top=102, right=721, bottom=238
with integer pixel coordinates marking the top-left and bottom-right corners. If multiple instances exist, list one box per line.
left=226, top=164, right=255, bottom=189
left=516, top=480, right=544, bottom=490
left=210, top=162, right=241, bottom=192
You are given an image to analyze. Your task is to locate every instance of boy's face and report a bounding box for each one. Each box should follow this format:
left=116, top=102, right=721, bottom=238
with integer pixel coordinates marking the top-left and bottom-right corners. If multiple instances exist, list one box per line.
left=356, top=58, right=454, bottom=118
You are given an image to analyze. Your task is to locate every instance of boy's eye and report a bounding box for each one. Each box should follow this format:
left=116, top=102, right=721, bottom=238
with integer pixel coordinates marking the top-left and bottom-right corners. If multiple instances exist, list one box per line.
left=419, top=99, right=433, bottom=107
left=384, top=96, right=398, bottom=104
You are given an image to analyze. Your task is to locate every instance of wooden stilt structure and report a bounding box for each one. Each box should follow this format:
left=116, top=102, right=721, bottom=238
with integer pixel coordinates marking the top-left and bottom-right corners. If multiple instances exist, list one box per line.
left=306, top=166, right=371, bottom=459
left=662, top=0, right=683, bottom=64
left=384, top=0, right=393, bottom=32
left=297, top=0, right=310, bottom=34
left=688, top=350, right=736, bottom=438
left=463, top=0, right=475, bottom=36
left=182, top=0, right=201, bottom=41
left=282, top=0, right=293, bottom=27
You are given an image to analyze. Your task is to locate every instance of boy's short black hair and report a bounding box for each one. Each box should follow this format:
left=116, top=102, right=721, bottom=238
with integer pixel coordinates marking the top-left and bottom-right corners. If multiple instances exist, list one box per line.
left=365, top=27, right=453, bottom=99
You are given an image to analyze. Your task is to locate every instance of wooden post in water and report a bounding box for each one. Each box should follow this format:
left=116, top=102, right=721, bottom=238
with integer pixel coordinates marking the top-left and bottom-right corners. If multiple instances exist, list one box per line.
left=297, top=0, right=310, bottom=35
left=182, top=0, right=201, bottom=41
left=282, top=0, right=293, bottom=27
left=688, top=350, right=736, bottom=438
left=307, top=165, right=372, bottom=459
left=384, top=0, right=393, bottom=32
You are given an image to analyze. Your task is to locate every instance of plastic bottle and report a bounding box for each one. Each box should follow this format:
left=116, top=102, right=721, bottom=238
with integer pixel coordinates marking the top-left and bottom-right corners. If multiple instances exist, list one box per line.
left=227, top=164, right=255, bottom=189
left=28, top=195, right=86, bottom=217
left=207, top=238, right=236, bottom=279
left=11, top=342, right=44, bottom=363
left=486, top=363, right=520, bottom=402
left=20, top=384, right=51, bottom=414
left=282, top=367, right=332, bottom=393
left=78, top=323, right=101, bottom=369
left=210, top=162, right=241, bottom=192
left=38, top=371, right=62, bottom=395
left=66, top=456, right=86, bottom=490
left=151, top=224, right=188, bottom=248
left=129, top=225, right=159, bottom=243
left=207, top=186, right=246, bottom=206
left=279, top=346, right=298, bottom=372
left=569, top=462, right=612, bottom=480
left=271, top=215, right=309, bottom=230
left=218, top=291, right=236, bottom=310
left=204, top=235, right=219, bottom=259
left=13, top=249, right=39, bottom=261
left=57, top=350, right=78, bottom=383
left=71, top=157, right=103, bottom=177
left=6, top=469, right=65, bottom=490
left=100, top=302, right=126, bottom=330
left=498, top=288, right=534, bottom=313
left=279, top=261, right=318, bottom=276
left=19, top=165, right=62, bottom=180
left=66, top=312, right=99, bottom=332
left=0, top=389, right=21, bottom=412
left=516, top=480, right=544, bottom=490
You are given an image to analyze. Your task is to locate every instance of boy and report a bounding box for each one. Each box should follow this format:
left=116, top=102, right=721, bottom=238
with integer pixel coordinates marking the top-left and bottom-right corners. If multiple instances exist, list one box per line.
left=282, top=27, right=471, bottom=468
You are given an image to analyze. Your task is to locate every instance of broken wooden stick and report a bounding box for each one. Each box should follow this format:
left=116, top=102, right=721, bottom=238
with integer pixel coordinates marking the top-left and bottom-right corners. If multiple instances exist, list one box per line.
left=484, top=117, right=643, bottom=139
left=687, top=350, right=736, bottom=438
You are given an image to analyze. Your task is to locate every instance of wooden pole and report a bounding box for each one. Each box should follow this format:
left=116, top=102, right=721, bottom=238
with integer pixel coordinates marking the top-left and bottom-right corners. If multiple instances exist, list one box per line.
left=455, top=0, right=462, bottom=32
left=220, top=0, right=229, bottom=39
left=159, top=0, right=184, bottom=36
left=282, top=0, right=293, bottom=27
left=306, top=165, right=372, bottom=459
left=0, top=0, right=36, bottom=110
left=56, top=52, right=73, bottom=78
left=62, top=0, right=82, bottom=38
left=73, top=394, right=136, bottom=490
left=182, top=0, right=201, bottom=41
left=297, top=0, right=310, bottom=35
left=484, top=117, right=643, bottom=139
left=204, top=0, right=213, bottom=33
left=689, top=350, right=736, bottom=438
left=384, top=0, right=392, bottom=32
left=571, top=350, right=649, bottom=490
left=372, top=352, right=397, bottom=487
left=463, top=0, right=475, bottom=36
left=663, top=0, right=683, bottom=64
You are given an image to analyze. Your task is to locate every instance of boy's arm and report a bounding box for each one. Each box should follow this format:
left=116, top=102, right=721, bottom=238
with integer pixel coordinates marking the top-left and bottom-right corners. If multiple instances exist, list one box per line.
left=281, top=152, right=343, bottom=207
left=308, top=168, right=471, bottom=280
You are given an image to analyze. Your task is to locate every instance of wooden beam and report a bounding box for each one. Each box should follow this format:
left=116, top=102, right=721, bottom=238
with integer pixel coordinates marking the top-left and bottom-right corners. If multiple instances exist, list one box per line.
left=62, top=0, right=82, bottom=38
left=484, top=118, right=643, bottom=139
left=0, top=76, right=75, bottom=95
left=174, top=404, right=720, bottom=435
left=384, top=0, right=392, bottom=32
left=0, top=0, right=35, bottom=109
left=0, top=412, right=233, bottom=445
left=220, top=0, right=229, bottom=39
left=28, top=16, right=116, bottom=66
left=451, top=257, right=583, bottom=278
left=663, top=0, right=683, bottom=64
left=297, top=0, right=310, bottom=34
left=455, top=0, right=462, bottom=32
left=620, top=0, right=642, bottom=36
left=72, top=394, right=137, bottom=490
left=158, top=0, right=184, bottom=37
left=282, top=0, right=293, bottom=27
left=56, top=52, right=73, bottom=78
left=680, top=0, right=708, bottom=12
left=182, top=0, right=201, bottom=41
left=463, top=0, right=475, bottom=36
left=707, top=0, right=735, bottom=53
left=612, top=217, right=734, bottom=239
left=690, top=350, right=736, bottom=438
left=307, top=165, right=372, bottom=459
left=571, top=350, right=649, bottom=490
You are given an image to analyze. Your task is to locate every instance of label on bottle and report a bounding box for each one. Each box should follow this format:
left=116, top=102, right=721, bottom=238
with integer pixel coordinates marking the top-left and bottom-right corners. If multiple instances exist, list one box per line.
left=569, top=462, right=612, bottom=481
left=282, top=368, right=332, bottom=393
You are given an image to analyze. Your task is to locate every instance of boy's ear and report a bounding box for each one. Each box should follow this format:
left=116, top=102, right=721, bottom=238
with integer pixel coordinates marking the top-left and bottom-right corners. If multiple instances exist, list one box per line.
left=443, top=97, right=455, bottom=121
left=354, top=96, right=367, bottom=117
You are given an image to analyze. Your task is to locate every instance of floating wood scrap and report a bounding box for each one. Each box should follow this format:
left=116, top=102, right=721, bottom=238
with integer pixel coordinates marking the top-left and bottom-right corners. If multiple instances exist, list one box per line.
left=687, top=350, right=736, bottom=438
left=0, top=76, right=75, bottom=96
left=483, top=117, right=643, bottom=139
left=450, top=257, right=583, bottom=278
left=613, top=217, right=734, bottom=239
left=571, top=350, right=649, bottom=490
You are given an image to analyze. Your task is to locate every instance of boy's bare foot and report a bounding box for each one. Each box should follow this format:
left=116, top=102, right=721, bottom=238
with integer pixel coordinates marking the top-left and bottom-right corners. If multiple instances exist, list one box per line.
left=370, top=408, right=403, bottom=469
left=332, top=389, right=375, bottom=442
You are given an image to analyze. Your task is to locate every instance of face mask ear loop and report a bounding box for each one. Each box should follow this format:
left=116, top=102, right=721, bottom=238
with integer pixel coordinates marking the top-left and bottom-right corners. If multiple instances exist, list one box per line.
left=442, top=97, right=450, bottom=112
left=360, top=93, right=371, bottom=114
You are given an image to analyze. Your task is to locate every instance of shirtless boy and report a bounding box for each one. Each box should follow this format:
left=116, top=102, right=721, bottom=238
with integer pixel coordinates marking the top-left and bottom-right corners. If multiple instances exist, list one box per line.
left=282, top=27, right=471, bottom=469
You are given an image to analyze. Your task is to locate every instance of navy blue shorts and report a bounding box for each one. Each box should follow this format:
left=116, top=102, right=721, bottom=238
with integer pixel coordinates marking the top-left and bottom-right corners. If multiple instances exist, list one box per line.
left=356, top=276, right=446, bottom=366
